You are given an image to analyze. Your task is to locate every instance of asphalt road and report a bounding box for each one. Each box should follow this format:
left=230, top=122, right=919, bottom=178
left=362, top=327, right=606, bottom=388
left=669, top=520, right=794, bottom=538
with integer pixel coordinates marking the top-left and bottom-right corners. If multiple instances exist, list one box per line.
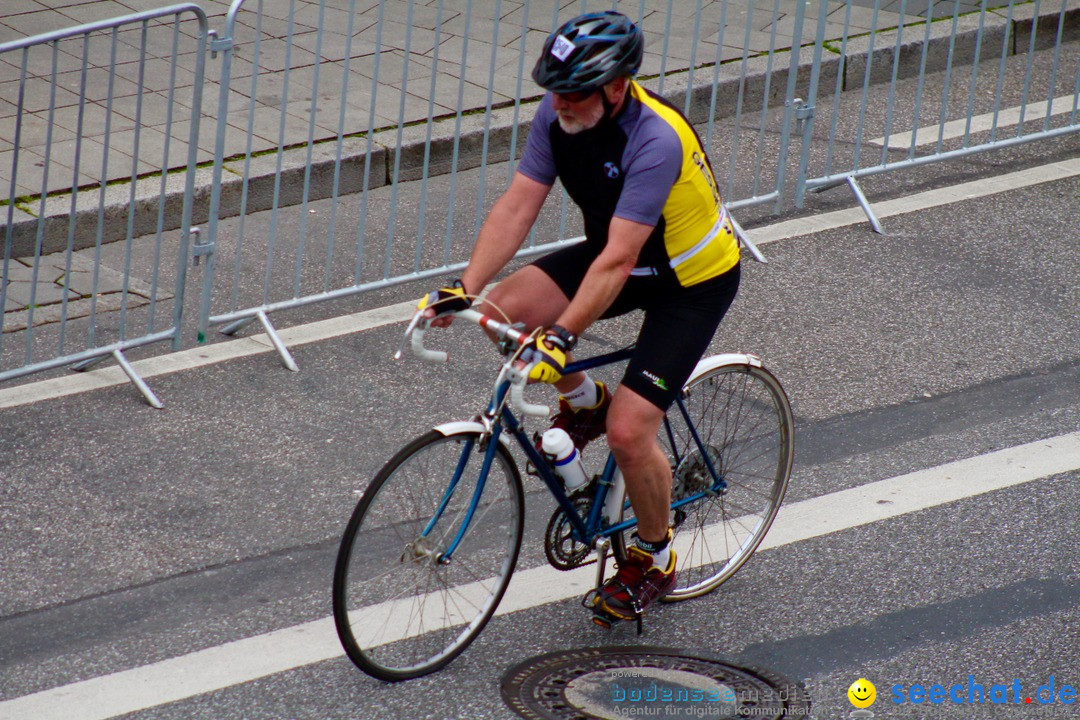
left=1, top=43, right=1079, bottom=720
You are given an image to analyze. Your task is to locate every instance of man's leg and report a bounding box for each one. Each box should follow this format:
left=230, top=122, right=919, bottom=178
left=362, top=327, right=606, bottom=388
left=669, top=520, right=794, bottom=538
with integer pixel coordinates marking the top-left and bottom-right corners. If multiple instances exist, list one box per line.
left=587, top=384, right=678, bottom=624
left=480, top=265, right=565, bottom=329
left=604, top=263, right=741, bottom=520
left=605, top=385, right=670, bottom=543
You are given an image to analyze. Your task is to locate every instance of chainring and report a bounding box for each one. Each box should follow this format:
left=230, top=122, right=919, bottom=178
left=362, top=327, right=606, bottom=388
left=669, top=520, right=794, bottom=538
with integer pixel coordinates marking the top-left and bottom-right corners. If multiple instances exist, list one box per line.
left=544, top=492, right=594, bottom=571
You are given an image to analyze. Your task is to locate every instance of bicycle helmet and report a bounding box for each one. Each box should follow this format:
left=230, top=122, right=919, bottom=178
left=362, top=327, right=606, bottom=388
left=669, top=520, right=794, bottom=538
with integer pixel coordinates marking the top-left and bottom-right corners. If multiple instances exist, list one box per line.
left=531, top=11, right=644, bottom=94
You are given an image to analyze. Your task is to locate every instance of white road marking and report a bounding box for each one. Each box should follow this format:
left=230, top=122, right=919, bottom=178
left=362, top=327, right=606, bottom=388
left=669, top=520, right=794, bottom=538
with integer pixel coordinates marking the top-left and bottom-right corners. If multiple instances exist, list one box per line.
left=3, top=430, right=1079, bottom=720
left=750, top=157, right=1080, bottom=246
left=2, top=158, right=1079, bottom=411
left=0, top=299, right=418, bottom=410
left=870, top=96, right=1079, bottom=149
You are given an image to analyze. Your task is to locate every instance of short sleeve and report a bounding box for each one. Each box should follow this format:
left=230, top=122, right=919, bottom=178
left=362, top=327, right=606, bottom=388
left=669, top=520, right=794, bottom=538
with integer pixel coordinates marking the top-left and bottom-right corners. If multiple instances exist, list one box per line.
left=516, top=96, right=558, bottom=186
left=613, top=122, right=682, bottom=227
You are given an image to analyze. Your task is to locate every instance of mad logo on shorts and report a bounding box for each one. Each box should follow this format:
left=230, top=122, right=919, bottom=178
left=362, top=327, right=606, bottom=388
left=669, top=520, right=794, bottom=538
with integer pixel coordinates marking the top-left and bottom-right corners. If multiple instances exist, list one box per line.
left=641, top=370, right=668, bottom=390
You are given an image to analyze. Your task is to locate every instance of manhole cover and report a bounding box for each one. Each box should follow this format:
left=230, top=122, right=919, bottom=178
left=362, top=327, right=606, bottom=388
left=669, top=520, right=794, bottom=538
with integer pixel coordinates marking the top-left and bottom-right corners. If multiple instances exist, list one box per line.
left=501, top=646, right=811, bottom=720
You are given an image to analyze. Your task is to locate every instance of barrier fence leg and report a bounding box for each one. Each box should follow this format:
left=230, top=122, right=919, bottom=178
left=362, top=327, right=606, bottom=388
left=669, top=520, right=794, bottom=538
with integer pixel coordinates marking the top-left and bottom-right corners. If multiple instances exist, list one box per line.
left=111, top=349, right=163, bottom=409
left=71, top=355, right=110, bottom=372
left=256, top=311, right=299, bottom=372
left=729, top=213, right=768, bottom=264
left=219, top=316, right=258, bottom=336
left=847, top=177, right=885, bottom=235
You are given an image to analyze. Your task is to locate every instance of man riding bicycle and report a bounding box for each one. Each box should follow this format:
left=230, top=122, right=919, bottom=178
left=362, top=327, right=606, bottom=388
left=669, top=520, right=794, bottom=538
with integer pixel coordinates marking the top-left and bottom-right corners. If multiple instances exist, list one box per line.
left=419, top=11, right=740, bottom=624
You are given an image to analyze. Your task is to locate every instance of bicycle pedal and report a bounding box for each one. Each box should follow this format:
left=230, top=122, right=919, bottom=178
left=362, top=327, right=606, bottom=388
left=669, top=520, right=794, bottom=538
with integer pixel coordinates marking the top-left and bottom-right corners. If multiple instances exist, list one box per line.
left=581, top=588, right=605, bottom=609
left=589, top=608, right=645, bottom=635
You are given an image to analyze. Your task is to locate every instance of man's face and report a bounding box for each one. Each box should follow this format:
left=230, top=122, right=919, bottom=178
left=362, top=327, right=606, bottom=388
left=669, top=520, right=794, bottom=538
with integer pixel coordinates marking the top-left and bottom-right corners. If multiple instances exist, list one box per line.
left=551, top=89, right=606, bottom=134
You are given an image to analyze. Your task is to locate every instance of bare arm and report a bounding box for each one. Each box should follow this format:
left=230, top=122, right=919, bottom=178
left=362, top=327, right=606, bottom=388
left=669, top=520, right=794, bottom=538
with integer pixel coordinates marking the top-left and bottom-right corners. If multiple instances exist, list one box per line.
left=555, top=216, right=655, bottom=335
left=460, top=172, right=552, bottom=295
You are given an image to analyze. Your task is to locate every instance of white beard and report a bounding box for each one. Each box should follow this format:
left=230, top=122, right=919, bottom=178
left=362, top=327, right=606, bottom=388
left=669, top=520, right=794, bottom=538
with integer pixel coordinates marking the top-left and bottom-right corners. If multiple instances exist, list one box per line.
left=556, top=102, right=605, bottom=135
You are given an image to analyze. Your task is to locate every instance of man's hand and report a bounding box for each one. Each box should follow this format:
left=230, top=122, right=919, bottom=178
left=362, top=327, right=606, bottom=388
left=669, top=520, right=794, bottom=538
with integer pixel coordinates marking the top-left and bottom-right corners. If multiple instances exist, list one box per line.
left=418, top=279, right=471, bottom=324
left=521, top=328, right=572, bottom=384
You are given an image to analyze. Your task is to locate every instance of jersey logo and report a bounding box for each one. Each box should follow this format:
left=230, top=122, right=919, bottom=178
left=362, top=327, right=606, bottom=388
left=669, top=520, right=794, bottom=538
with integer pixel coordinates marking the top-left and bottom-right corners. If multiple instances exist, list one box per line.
left=692, top=151, right=721, bottom=207
left=551, top=35, right=575, bottom=61
left=603, top=162, right=620, bottom=179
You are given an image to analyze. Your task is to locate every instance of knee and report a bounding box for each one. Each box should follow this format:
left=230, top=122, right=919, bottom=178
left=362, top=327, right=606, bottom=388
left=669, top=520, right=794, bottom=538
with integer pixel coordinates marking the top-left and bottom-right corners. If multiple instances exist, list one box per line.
left=479, top=285, right=534, bottom=329
left=478, top=268, right=567, bottom=329
left=479, top=284, right=510, bottom=315
left=606, top=413, right=649, bottom=466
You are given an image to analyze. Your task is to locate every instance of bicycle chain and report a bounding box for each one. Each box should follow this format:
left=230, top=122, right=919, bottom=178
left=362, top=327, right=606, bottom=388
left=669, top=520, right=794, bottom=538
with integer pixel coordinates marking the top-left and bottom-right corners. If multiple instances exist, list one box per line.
left=543, top=491, right=596, bottom=571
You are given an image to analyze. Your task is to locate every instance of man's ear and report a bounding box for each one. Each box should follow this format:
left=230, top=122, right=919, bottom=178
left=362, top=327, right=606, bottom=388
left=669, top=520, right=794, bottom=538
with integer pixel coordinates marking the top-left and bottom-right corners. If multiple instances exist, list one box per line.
left=604, top=76, right=628, bottom=104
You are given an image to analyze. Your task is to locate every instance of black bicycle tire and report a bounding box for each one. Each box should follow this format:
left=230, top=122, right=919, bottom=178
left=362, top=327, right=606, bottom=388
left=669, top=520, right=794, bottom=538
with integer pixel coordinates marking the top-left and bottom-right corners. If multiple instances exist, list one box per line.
left=603, top=360, right=793, bottom=599
left=332, top=428, right=524, bottom=681
left=663, top=360, right=794, bottom=599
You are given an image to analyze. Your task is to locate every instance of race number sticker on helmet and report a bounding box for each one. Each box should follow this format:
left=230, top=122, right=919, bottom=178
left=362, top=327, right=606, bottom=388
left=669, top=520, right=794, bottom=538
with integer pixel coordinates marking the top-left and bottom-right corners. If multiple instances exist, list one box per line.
left=551, top=35, right=575, bottom=61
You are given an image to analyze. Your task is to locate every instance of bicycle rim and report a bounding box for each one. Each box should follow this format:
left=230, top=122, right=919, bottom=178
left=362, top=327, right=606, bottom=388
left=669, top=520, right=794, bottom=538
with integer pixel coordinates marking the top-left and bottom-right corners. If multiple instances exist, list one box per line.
left=333, top=429, right=524, bottom=681
left=661, top=362, right=794, bottom=600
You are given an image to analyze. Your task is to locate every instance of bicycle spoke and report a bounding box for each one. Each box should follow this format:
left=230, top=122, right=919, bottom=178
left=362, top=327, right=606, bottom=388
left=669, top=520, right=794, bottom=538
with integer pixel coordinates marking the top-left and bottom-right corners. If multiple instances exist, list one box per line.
left=660, top=362, right=792, bottom=599
left=334, top=430, right=523, bottom=680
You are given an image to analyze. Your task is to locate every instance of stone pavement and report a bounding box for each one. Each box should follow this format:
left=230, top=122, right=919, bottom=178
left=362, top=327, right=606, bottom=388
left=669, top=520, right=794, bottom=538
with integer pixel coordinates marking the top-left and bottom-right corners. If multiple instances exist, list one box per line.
left=0, top=249, right=162, bottom=332
left=0, top=0, right=940, bottom=200
left=3, top=0, right=1018, bottom=336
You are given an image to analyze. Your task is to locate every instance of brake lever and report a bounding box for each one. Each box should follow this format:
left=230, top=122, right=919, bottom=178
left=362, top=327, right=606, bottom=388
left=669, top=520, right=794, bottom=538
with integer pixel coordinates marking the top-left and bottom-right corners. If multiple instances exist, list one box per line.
left=497, top=321, right=528, bottom=356
left=395, top=311, right=449, bottom=363
left=393, top=311, right=424, bottom=360
left=507, top=362, right=550, bottom=418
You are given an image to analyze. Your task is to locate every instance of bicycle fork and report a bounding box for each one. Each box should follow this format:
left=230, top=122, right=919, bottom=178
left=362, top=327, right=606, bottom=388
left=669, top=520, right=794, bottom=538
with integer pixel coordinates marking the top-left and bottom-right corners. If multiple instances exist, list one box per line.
left=416, top=429, right=504, bottom=565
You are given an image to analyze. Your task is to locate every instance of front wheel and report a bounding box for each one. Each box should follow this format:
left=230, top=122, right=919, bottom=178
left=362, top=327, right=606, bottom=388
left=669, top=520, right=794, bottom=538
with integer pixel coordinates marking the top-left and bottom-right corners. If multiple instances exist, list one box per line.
left=662, top=360, right=793, bottom=599
left=333, top=429, right=524, bottom=681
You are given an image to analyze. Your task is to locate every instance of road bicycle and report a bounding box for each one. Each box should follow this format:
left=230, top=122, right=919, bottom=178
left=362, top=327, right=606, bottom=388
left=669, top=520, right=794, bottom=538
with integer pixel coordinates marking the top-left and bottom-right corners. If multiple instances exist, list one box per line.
left=333, top=308, right=794, bottom=681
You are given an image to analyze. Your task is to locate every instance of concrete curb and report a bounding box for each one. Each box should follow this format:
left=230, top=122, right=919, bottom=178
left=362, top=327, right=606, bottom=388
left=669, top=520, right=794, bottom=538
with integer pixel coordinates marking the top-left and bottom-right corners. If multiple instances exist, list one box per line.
left=4, top=1, right=1077, bottom=259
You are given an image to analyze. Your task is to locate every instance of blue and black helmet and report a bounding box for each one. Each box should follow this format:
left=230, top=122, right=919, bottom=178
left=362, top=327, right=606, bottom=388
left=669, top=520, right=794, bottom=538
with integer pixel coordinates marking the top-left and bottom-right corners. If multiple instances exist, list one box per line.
left=531, top=11, right=644, bottom=93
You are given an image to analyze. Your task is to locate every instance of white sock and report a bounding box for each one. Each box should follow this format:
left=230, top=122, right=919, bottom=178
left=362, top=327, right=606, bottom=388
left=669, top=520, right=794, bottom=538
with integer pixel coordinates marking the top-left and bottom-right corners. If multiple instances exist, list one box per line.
left=635, top=533, right=672, bottom=570
left=561, top=375, right=598, bottom=409
left=649, top=546, right=671, bottom=571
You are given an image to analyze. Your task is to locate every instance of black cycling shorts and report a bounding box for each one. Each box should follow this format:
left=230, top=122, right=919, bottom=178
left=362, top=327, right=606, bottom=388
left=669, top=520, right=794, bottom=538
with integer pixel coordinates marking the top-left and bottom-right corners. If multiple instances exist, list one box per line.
left=531, top=241, right=741, bottom=410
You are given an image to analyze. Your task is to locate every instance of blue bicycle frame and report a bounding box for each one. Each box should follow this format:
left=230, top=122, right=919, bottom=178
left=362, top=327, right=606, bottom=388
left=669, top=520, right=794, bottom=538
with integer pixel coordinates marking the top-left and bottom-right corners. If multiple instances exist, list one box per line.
left=433, top=345, right=727, bottom=563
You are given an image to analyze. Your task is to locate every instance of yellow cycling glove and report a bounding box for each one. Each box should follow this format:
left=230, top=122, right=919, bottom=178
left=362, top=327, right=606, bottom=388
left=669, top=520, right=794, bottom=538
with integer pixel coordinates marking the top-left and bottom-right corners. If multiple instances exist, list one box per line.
left=417, top=279, right=471, bottom=316
left=522, top=326, right=576, bottom=384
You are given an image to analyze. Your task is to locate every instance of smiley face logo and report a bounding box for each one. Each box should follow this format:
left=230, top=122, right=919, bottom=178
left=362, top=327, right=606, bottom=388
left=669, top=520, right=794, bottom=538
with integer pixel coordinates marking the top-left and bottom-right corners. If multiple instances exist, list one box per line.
left=848, top=678, right=877, bottom=708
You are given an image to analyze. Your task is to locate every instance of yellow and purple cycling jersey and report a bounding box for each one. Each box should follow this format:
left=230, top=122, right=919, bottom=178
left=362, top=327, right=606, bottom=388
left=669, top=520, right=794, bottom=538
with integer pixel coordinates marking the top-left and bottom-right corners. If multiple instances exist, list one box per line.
left=517, top=79, right=740, bottom=288
left=517, top=80, right=742, bottom=409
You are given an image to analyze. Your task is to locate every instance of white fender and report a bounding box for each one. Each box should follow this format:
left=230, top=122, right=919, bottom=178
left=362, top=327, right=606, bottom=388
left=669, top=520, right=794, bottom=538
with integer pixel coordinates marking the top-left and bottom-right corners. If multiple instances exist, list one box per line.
left=432, top=420, right=513, bottom=449
left=687, top=352, right=763, bottom=383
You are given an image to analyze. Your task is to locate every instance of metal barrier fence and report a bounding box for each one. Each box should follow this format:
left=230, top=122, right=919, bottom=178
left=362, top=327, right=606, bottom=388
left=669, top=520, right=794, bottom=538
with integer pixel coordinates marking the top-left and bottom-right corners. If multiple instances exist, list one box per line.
left=196, top=0, right=1080, bottom=370
left=195, top=0, right=811, bottom=366
left=790, top=0, right=1080, bottom=225
left=1, top=0, right=1078, bottom=402
left=0, top=3, right=209, bottom=406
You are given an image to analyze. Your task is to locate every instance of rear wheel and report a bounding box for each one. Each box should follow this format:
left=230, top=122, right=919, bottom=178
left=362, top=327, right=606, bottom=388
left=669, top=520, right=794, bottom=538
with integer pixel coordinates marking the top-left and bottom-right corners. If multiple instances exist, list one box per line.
left=333, top=429, right=524, bottom=681
left=661, top=360, right=793, bottom=599
left=608, top=359, right=793, bottom=599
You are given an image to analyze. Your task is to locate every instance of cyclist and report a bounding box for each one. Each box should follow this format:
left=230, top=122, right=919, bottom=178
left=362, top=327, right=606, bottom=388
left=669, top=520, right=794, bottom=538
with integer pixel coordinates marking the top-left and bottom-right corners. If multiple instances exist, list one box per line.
left=418, top=10, right=740, bottom=625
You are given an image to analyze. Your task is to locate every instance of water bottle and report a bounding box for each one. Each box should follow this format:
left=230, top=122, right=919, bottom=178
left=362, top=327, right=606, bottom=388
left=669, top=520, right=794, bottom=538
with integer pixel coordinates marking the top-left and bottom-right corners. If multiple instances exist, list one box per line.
left=541, top=428, right=588, bottom=491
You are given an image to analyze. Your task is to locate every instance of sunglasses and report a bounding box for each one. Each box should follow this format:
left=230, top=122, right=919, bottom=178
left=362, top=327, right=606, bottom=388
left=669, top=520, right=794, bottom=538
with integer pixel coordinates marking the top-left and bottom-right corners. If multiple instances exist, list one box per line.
left=554, top=88, right=597, bottom=103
